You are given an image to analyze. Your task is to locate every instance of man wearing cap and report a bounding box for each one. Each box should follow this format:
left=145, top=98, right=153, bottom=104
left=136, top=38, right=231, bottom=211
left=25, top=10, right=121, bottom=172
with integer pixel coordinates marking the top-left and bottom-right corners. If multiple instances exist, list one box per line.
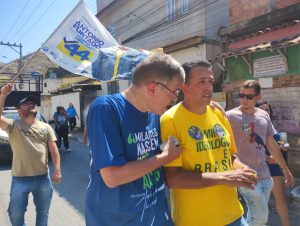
left=0, top=83, right=61, bottom=226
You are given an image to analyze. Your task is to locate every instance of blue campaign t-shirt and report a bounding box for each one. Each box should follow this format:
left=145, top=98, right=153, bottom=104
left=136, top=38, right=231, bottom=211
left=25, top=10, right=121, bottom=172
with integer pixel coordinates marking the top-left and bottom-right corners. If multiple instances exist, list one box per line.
left=67, top=107, right=76, bottom=118
left=86, top=93, right=173, bottom=226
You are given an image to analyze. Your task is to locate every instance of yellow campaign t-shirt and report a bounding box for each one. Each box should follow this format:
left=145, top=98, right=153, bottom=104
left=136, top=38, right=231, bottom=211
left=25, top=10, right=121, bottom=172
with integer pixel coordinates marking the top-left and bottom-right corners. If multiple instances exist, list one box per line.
left=161, top=103, right=243, bottom=226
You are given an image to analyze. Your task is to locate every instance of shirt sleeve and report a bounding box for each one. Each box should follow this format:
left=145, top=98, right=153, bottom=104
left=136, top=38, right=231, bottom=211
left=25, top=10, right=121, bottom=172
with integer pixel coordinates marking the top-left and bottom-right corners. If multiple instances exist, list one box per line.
left=267, top=114, right=276, bottom=137
left=223, top=116, right=237, bottom=155
left=46, top=123, right=57, bottom=142
left=160, top=112, right=183, bottom=167
left=3, top=118, right=14, bottom=134
left=87, top=98, right=127, bottom=171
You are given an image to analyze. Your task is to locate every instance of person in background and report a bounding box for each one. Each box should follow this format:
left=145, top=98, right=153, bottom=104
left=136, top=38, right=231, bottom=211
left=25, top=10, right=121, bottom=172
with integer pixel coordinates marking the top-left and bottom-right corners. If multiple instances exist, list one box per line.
left=161, top=60, right=257, bottom=226
left=85, top=54, right=185, bottom=226
left=227, top=80, right=294, bottom=226
left=66, top=102, right=79, bottom=133
left=0, top=83, right=61, bottom=226
left=54, top=106, right=70, bottom=152
left=255, top=100, right=291, bottom=226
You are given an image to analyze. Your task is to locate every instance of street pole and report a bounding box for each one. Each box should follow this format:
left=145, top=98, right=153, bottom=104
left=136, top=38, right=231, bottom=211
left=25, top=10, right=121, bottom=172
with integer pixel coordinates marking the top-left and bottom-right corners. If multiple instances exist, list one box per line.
left=0, top=41, right=23, bottom=87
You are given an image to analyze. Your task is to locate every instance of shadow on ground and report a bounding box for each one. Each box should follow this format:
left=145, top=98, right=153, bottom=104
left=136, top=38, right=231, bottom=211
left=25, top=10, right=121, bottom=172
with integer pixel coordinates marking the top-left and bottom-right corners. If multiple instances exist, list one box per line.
left=49, top=132, right=90, bottom=215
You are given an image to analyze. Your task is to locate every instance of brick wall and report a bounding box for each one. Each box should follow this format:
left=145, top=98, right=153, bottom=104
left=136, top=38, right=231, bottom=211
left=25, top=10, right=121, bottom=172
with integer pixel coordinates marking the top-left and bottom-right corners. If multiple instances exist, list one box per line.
left=229, top=0, right=300, bottom=24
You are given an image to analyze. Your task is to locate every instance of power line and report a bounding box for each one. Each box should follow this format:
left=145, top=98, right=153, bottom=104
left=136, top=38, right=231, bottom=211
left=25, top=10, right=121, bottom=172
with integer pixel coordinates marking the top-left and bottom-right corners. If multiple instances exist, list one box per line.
left=104, top=0, right=263, bottom=48
left=118, top=0, right=222, bottom=43
left=15, top=0, right=58, bottom=43
left=9, top=0, right=45, bottom=42
left=131, top=0, right=228, bottom=42
left=1, top=0, right=31, bottom=41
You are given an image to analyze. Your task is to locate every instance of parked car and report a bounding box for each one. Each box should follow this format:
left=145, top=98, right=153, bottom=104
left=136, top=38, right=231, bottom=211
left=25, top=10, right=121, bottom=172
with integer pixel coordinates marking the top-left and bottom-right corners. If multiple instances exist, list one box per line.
left=0, top=109, right=48, bottom=162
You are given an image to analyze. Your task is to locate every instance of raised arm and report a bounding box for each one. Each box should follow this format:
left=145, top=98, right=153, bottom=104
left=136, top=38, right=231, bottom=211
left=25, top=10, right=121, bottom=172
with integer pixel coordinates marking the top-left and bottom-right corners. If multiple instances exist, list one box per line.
left=0, top=83, right=13, bottom=130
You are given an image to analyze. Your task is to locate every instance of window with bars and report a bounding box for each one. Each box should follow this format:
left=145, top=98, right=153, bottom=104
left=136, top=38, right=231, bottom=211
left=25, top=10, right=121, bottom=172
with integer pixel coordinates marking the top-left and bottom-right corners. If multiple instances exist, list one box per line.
left=166, top=0, right=175, bottom=20
left=180, top=0, right=189, bottom=14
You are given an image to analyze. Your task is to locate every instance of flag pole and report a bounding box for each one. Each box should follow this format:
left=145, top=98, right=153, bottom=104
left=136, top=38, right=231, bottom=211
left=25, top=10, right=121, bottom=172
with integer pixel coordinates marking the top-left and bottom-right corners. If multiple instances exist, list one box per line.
left=11, top=47, right=41, bottom=83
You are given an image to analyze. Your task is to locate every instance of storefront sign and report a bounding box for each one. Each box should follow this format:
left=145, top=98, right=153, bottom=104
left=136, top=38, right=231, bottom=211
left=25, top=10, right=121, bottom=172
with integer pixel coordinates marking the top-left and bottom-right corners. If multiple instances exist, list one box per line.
left=253, top=55, right=287, bottom=77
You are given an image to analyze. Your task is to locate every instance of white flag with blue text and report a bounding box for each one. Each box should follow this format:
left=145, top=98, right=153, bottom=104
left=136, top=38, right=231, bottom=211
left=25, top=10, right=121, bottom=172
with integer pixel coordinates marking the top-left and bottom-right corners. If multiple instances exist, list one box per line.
left=41, top=1, right=149, bottom=81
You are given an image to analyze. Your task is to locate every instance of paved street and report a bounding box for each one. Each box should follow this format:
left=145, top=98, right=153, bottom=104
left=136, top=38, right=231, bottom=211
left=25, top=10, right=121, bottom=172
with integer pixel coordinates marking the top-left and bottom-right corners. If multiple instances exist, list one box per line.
left=0, top=130, right=300, bottom=225
left=0, top=130, right=90, bottom=226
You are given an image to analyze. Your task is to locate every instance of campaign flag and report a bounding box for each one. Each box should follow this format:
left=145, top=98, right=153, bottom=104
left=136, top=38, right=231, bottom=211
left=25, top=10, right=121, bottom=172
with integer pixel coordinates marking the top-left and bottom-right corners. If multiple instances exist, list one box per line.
left=41, top=1, right=150, bottom=81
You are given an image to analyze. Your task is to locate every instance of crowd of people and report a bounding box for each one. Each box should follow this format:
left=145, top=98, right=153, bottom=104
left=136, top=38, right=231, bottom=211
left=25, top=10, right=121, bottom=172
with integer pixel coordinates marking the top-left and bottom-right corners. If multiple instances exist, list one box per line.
left=0, top=53, right=296, bottom=226
left=85, top=54, right=295, bottom=226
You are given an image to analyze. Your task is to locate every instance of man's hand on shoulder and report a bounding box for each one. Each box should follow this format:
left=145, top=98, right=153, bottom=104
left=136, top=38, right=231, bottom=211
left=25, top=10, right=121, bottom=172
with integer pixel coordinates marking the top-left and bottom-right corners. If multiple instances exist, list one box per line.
left=210, top=101, right=226, bottom=116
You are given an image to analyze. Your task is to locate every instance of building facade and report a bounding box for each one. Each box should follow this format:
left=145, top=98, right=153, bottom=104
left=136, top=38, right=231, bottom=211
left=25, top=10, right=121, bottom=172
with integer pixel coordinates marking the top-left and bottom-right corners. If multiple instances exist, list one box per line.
left=215, top=0, right=300, bottom=175
left=96, top=0, right=229, bottom=89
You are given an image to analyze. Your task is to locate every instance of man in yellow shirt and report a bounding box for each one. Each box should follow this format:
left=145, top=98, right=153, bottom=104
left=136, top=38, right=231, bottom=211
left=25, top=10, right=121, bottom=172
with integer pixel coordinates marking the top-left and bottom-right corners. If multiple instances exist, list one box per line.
left=160, top=60, right=257, bottom=226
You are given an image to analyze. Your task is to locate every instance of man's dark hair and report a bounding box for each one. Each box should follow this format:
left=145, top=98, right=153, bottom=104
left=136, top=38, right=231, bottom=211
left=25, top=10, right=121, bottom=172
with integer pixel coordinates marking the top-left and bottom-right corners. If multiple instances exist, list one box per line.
left=182, top=60, right=212, bottom=84
left=241, top=80, right=261, bottom=95
left=132, top=54, right=185, bottom=86
left=255, top=100, right=273, bottom=121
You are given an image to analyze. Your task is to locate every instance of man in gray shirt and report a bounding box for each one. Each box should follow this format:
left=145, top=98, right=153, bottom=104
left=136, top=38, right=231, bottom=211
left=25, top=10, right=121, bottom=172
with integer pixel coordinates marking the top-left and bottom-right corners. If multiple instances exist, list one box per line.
left=227, top=80, right=294, bottom=226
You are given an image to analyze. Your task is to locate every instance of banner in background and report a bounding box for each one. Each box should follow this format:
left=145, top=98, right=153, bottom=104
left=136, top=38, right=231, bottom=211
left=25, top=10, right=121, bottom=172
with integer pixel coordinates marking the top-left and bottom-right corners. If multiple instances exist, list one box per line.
left=41, top=1, right=149, bottom=81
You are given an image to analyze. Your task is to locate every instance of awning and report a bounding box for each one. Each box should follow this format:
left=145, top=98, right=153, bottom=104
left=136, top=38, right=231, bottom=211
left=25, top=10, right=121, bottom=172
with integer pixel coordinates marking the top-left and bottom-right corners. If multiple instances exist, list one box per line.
left=212, top=34, right=300, bottom=63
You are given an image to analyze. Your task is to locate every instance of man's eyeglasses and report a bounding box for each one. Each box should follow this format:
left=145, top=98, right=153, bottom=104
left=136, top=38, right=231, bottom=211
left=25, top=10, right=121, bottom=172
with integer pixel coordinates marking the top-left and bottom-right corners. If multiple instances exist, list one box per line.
left=155, top=82, right=181, bottom=98
left=237, top=93, right=257, bottom=100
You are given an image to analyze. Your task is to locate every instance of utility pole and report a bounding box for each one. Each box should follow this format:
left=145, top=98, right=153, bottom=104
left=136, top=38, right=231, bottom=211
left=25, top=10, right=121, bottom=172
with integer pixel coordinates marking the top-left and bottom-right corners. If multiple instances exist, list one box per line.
left=0, top=41, right=23, bottom=72
left=0, top=41, right=23, bottom=88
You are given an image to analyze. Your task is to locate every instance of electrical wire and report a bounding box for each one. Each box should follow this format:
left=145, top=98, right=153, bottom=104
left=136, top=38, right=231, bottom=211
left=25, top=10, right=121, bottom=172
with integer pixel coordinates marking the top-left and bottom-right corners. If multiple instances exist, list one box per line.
left=107, top=0, right=220, bottom=39
left=9, top=0, right=45, bottom=42
left=1, top=0, right=31, bottom=41
left=15, top=0, right=58, bottom=43
left=100, top=0, right=269, bottom=48
left=128, top=0, right=228, bottom=43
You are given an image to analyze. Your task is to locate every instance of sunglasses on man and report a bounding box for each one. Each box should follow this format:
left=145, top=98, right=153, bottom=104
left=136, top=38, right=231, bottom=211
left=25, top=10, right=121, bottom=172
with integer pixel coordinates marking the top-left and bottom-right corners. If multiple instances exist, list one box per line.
left=237, top=93, right=257, bottom=100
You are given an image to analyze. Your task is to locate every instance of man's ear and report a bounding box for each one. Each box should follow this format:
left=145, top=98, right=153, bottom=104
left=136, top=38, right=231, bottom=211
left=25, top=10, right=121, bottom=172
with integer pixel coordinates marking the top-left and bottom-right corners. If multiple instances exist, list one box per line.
left=146, top=82, right=157, bottom=97
left=17, top=108, right=22, bottom=116
left=181, top=83, right=187, bottom=94
left=256, top=94, right=262, bottom=101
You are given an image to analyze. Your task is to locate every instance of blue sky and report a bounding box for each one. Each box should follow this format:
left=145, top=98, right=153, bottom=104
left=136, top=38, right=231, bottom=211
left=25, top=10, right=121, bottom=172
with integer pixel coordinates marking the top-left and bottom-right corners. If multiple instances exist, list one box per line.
left=0, top=0, right=97, bottom=63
